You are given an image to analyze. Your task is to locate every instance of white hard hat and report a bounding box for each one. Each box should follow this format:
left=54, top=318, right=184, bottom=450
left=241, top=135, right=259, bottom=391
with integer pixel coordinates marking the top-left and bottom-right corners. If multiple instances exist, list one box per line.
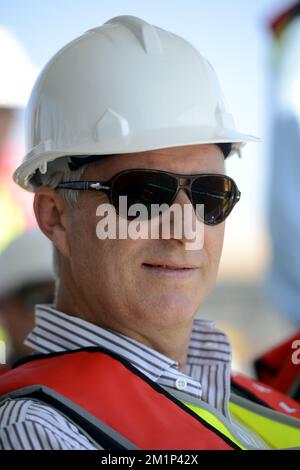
left=13, top=15, right=259, bottom=191
left=0, top=27, right=39, bottom=109
left=0, top=229, right=54, bottom=299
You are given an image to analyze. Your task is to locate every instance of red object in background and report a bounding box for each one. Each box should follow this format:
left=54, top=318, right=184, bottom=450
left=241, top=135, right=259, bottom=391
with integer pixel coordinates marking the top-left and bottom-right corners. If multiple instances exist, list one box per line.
left=0, top=144, right=36, bottom=228
left=0, top=365, right=10, bottom=376
left=270, top=1, right=300, bottom=38
left=254, top=331, right=300, bottom=400
left=231, top=370, right=300, bottom=418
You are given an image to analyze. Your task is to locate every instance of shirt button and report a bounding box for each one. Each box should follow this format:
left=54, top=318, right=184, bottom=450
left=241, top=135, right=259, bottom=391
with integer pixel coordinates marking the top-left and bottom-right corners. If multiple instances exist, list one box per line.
left=175, top=377, right=187, bottom=390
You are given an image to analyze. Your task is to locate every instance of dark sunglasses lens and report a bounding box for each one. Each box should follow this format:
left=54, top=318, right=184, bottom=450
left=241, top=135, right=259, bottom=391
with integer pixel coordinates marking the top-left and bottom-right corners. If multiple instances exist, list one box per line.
left=191, top=175, right=236, bottom=225
left=111, top=171, right=177, bottom=219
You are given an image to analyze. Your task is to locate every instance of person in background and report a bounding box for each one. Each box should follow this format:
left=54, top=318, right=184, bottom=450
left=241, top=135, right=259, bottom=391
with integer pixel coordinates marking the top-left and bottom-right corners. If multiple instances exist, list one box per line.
left=0, top=229, right=54, bottom=369
left=255, top=2, right=300, bottom=400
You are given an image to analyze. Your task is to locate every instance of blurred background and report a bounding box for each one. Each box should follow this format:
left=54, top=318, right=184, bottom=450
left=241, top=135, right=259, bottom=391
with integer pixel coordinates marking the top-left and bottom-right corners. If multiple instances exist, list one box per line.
left=0, top=0, right=299, bottom=382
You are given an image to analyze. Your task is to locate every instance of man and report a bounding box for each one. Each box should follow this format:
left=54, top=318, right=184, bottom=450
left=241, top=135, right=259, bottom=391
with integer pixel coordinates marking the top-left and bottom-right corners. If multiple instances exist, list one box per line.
left=0, top=229, right=54, bottom=367
left=0, top=15, right=299, bottom=450
left=253, top=4, right=300, bottom=401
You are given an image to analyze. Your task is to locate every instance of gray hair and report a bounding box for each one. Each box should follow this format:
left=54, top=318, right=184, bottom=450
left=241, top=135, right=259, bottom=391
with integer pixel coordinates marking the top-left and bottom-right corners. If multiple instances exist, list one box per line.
left=30, top=156, right=86, bottom=207
left=30, top=157, right=87, bottom=288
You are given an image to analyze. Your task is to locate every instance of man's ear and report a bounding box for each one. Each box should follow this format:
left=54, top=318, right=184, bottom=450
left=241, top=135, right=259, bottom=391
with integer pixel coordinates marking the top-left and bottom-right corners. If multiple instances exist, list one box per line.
left=33, top=187, right=71, bottom=258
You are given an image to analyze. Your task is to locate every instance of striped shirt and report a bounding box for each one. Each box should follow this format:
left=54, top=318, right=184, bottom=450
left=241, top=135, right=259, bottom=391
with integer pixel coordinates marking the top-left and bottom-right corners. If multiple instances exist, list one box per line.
left=0, top=304, right=236, bottom=450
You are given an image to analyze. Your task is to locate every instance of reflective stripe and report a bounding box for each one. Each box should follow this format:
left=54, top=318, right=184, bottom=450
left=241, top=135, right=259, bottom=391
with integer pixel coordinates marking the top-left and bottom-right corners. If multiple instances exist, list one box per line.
left=229, top=400, right=300, bottom=449
left=0, top=399, right=99, bottom=449
left=183, top=401, right=247, bottom=449
left=161, top=385, right=268, bottom=449
left=0, top=384, right=244, bottom=450
left=0, top=385, right=138, bottom=450
left=230, top=393, right=300, bottom=428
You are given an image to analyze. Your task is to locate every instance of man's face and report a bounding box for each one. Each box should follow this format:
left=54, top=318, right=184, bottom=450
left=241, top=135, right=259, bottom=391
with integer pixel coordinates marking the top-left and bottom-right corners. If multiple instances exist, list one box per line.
left=64, top=144, right=225, bottom=337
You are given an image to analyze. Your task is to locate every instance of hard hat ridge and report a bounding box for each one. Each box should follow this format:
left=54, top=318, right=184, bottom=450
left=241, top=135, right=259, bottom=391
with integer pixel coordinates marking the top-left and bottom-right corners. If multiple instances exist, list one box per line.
left=13, top=15, right=260, bottom=191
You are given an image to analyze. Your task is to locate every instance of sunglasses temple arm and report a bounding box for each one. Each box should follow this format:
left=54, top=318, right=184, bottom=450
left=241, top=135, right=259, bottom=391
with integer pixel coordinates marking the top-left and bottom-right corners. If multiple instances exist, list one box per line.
left=56, top=182, right=110, bottom=191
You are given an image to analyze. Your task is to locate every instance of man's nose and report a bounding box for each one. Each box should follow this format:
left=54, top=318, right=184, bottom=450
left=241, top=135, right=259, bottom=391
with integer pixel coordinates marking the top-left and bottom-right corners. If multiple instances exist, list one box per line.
left=166, top=189, right=201, bottom=245
left=174, top=187, right=193, bottom=205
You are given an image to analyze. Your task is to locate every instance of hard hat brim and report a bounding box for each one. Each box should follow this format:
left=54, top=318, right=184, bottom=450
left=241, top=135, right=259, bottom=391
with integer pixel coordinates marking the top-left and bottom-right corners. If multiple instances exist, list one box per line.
left=14, top=127, right=261, bottom=191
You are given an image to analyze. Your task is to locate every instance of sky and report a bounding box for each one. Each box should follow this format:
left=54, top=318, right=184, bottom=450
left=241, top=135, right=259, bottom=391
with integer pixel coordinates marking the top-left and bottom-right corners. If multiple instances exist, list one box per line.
left=1, top=0, right=296, bottom=277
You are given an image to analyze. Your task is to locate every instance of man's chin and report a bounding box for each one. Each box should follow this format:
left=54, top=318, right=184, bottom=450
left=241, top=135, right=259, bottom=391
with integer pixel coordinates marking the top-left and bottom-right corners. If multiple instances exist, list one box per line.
left=142, top=292, right=197, bottom=322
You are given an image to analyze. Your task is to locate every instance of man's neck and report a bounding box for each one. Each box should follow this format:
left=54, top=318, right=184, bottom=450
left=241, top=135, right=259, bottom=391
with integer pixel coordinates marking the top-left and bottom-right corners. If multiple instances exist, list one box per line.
left=56, top=297, right=192, bottom=374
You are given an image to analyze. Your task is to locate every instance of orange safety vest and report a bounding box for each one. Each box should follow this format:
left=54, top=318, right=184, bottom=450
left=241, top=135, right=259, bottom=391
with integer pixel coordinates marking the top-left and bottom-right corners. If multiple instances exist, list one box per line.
left=0, top=347, right=299, bottom=449
left=0, top=347, right=240, bottom=450
left=0, top=365, right=10, bottom=376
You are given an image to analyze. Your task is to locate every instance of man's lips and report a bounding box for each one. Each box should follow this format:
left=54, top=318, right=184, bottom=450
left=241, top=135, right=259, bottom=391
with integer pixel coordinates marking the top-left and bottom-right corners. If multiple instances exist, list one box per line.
left=141, top=261, right=199, bottom=278
left=143, top=261, right=198, bottom=269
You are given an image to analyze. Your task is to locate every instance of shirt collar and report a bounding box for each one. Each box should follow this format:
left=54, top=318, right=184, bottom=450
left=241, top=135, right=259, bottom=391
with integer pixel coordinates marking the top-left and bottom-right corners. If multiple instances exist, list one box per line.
left=25, top=304, right=231, bottom=382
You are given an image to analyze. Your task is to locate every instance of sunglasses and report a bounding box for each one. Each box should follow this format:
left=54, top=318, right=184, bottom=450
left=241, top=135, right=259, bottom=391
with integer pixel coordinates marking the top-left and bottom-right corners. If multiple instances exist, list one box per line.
left=56, top=169, right=241, bottom=225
